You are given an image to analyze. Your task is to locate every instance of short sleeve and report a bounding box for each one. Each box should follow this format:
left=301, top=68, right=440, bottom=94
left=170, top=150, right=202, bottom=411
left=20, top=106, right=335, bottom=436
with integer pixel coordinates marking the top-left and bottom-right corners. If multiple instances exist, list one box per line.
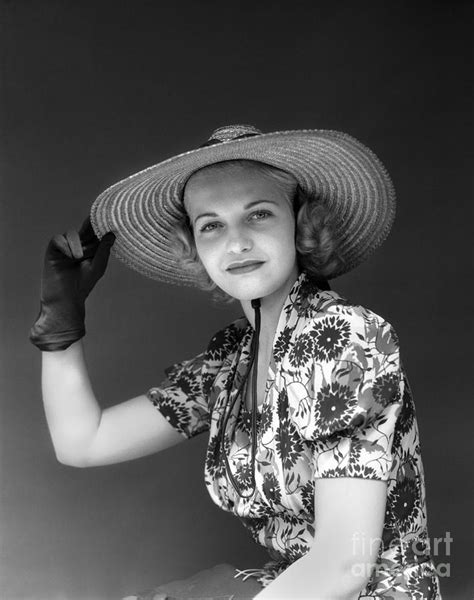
left=300, top=308, right=403, bottom=481
left=147, top=318, right=247, bottom=439
left=147, top=352, right=211, bottom=439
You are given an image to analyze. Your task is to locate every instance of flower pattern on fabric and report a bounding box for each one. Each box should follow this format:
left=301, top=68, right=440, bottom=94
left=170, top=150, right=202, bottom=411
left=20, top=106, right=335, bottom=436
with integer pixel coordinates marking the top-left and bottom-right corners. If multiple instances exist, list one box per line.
left=147, top=353, right=207, bottom=438
left=310, top=315, right=351, bottom=361
left=262, top=472, right=282, bottom=506
left=205, top=433, right=226, bottom=478
left=373, top=372, right=401, bottom=407
left=315, top=381, right=359, bottom=436
left=147, top=273, right=442, bottom=599
left=288, top=332, right=313, bottom=368
left=273, top=326, right=293, bottom=365
left=275, top=413, right=304, bottom=470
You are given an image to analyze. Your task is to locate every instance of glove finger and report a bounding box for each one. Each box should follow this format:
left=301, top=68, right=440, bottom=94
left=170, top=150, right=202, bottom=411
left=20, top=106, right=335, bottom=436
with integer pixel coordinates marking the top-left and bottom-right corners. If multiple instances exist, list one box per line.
left=81, top=228, right=115, bottom=260
left=50, top=233, right=74, bottom=259
left=89, top=232, right=115, bottom=278
left=79, top=216, right=98, bottom=244
left=82, top=239, right=99, bottom=260
left=65, top=229, right=84, bottom=260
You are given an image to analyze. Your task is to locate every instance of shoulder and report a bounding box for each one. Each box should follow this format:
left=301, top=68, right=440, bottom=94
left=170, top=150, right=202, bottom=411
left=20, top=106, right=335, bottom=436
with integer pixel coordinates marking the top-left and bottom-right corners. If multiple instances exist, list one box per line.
left=204, top=316, right=250, bottom=363
left=291, top=294, right=405, bottom=444
left=299, top=290, right=400, bottom=353
left=281, top=290, right=401, bottom=375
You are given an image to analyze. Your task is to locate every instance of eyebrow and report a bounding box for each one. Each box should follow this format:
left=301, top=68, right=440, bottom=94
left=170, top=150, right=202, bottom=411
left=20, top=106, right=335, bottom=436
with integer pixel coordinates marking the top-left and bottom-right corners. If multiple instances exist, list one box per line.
left=193, top=199, right=279, bottom=226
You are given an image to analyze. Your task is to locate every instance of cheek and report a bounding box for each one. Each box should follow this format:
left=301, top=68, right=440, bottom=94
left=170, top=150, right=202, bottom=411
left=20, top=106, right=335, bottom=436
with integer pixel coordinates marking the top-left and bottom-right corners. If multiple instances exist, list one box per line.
left=195, top=238, right=218, bottom=268
left=271, top=220, right=297, bottom=253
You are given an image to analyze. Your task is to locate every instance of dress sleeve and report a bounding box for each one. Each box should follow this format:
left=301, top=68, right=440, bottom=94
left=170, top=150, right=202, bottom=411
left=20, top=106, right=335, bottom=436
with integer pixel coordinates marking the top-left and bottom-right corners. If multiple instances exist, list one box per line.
left=147, top=351, right=211, bottom=439
left=298, top=307, right=404, bottom=481
left=146, top=318, right=247, bottom=439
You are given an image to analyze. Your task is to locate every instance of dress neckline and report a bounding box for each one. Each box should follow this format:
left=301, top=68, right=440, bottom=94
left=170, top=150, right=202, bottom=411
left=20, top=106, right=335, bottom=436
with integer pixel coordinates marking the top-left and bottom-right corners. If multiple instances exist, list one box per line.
left=239, top=271, right=312, bottom=359
left=231, top=271, right=315, bottom=415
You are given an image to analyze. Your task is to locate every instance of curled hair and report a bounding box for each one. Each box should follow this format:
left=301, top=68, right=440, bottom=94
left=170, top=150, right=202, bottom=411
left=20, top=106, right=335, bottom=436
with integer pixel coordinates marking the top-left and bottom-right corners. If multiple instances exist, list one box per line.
left=294, top=186, right=344, bottom=281
left=172, top=160, right=343, bottom=303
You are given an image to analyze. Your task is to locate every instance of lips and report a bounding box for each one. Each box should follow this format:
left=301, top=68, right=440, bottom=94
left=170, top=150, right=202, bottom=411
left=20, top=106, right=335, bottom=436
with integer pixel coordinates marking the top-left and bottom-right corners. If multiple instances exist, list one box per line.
left=226, top=260, right=264, bottom=273
left=227, top=259, right=263, bottom=270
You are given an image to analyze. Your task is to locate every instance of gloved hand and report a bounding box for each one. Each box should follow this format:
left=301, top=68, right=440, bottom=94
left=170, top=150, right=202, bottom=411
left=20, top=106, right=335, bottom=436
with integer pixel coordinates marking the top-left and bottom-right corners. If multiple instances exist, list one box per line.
left=29, top=216, right=116, bottom=351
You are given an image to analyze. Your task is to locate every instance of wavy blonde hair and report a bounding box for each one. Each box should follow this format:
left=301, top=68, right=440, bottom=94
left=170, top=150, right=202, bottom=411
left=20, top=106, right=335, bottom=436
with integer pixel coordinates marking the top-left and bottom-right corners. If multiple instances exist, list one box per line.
left=172, top=160, right=343, bottom=303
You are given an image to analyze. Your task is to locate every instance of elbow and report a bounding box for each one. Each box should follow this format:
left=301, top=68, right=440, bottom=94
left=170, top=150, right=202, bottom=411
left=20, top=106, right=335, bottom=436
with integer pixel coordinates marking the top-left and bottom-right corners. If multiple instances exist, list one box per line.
left=49, top=430, right=96, bottom=467
left=54, top=446, right=90, bottom=468
left=55, top=453, right=85, bottom=467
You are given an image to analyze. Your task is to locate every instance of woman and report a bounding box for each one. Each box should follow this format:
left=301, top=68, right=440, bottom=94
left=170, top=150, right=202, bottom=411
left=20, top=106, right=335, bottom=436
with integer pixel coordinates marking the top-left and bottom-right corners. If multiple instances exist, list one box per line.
left=30, top=125, right=442, bottom=599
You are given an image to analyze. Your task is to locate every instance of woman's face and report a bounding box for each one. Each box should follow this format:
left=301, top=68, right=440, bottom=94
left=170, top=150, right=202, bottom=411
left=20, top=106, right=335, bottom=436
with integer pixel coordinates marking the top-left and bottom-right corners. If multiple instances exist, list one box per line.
left=183, top=165, right=299, bottom=302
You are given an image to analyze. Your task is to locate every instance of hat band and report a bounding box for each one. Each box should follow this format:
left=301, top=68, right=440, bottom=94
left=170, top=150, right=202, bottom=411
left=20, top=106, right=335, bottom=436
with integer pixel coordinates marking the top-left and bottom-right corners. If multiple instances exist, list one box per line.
left=199, top=132, right=260, bottom=148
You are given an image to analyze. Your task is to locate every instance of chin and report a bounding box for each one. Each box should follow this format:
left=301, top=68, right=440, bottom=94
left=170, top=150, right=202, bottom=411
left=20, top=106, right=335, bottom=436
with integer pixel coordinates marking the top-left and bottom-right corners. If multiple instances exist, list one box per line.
left=207, top=259, right=298, bottom=302
left=218, top=276, right=287, bottom=303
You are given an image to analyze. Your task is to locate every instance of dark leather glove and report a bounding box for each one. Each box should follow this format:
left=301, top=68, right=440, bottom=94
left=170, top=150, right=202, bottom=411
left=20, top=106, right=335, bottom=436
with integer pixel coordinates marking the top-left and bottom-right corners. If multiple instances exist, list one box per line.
left=29, top=216, right=116, bottom=351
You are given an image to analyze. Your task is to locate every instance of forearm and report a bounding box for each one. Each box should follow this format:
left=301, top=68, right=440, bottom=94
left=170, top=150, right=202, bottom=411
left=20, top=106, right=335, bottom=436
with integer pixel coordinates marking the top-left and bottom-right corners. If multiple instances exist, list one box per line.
left=254, top=547, right=368, bottom=600
left=41, top=339, right=102, bottom=466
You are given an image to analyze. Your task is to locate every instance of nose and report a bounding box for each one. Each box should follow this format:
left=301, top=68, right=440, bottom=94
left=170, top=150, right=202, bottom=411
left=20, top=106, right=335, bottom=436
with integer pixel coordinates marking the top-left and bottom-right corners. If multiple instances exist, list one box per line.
left=225, top=224, right=253, bottom=255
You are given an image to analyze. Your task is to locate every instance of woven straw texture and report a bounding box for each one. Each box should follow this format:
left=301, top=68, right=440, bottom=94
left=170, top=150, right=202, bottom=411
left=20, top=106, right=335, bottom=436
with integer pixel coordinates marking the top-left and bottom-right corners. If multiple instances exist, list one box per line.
left=90, top=126, right=396, bottom=285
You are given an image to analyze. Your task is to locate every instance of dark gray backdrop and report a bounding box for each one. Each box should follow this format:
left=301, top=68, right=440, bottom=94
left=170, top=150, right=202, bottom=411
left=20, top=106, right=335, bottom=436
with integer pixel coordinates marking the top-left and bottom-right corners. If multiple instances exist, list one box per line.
left=1, top=1, right=472, bottom=598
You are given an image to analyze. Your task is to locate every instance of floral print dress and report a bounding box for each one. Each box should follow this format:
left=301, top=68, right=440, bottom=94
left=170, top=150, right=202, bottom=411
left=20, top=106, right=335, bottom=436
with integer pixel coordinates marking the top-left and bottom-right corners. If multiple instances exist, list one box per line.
left=147, top=272, right=442, bottom=599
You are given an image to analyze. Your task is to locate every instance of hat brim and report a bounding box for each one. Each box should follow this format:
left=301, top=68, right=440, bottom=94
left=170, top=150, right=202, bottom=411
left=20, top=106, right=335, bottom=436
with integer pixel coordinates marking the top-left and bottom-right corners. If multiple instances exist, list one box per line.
left=90, top=129, right=396, bottom=285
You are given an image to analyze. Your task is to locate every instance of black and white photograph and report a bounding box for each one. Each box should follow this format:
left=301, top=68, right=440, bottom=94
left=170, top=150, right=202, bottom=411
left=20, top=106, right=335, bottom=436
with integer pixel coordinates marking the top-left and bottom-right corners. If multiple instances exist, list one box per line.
left=1, top=1, right=472, bottom=598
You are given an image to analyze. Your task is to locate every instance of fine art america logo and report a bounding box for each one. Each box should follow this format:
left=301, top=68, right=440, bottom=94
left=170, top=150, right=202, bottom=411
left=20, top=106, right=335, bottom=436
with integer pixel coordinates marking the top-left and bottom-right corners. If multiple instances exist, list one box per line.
left=350, top=532, right=453, bottom=578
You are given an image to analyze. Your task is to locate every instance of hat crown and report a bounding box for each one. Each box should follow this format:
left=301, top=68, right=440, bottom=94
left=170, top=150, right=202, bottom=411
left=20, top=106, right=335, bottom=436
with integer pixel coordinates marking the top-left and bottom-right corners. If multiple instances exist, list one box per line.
left=207, top=124, right=262, bottom=143
left=92, top=125, right=396, bottom=285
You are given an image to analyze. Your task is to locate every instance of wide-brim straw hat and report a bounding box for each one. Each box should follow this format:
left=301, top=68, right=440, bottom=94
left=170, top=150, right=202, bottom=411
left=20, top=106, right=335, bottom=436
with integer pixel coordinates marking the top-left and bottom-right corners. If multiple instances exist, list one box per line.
left=90, top=124, right=396, bottom=286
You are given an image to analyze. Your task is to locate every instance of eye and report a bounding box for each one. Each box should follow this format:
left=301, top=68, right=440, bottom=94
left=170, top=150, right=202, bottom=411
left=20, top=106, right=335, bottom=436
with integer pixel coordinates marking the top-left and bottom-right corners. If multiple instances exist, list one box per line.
left=250, top=210, right=272, bottom=221
left=199, top=221, right=222, bottom=233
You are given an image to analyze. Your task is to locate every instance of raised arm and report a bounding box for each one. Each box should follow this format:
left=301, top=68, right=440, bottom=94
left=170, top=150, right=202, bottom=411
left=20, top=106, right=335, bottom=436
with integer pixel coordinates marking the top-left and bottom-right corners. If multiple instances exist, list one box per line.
left=41, top=340, right=184, bottom=467
left=30, top=218, right=184, bottom=467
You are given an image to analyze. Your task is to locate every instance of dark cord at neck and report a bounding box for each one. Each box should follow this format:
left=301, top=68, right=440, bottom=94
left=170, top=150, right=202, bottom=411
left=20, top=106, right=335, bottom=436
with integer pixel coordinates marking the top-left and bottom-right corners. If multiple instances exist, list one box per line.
left=220, top=298, right=261, bottom=499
